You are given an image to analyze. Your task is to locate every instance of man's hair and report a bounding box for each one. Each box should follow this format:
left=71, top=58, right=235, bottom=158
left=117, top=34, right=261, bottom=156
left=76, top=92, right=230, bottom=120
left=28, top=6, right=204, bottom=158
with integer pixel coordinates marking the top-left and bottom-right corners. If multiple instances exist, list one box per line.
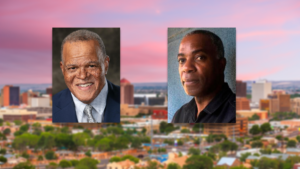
left=185, top=30, right=224, bottom=59
left=61, top=29, right=108, bottom=62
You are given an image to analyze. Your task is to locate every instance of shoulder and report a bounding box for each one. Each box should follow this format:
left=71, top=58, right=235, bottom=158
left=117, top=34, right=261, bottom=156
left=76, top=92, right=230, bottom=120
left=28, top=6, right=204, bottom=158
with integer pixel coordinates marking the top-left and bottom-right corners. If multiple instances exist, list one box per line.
left=53, top=88, right=71, bottom=107
left=223, top=90, right=236, bottom=123
left=107, top=80, right=120, bottom=97
left=172, top=99, right=194, bottom=123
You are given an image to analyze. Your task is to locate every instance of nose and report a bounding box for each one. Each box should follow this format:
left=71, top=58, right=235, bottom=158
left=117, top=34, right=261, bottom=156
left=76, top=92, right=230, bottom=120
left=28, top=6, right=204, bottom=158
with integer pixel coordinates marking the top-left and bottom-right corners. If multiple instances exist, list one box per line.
left=77, top=67, right=89, bottom=80
left=182, top=59, right=196, bottom=73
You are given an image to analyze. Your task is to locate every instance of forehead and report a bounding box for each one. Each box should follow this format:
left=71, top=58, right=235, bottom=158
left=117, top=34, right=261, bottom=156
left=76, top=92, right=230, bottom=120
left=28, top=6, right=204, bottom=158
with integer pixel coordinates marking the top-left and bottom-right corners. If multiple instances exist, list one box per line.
left=179, top=34, right=215, bottom=52
left=62, top=40, right=100, bottom=62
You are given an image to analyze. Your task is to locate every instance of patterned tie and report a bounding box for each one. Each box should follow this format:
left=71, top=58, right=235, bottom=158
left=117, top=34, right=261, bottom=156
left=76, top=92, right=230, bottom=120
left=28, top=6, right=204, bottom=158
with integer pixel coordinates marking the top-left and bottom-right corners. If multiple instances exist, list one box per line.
left=84, top=105, right=95, bottom=123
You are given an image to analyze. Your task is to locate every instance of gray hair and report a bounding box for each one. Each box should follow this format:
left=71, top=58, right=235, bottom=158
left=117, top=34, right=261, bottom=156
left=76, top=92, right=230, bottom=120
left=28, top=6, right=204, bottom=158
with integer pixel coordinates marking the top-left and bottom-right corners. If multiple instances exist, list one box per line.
left=61, top=29, right=108, bottom=62
left=185, top=30, right=224, bottom=59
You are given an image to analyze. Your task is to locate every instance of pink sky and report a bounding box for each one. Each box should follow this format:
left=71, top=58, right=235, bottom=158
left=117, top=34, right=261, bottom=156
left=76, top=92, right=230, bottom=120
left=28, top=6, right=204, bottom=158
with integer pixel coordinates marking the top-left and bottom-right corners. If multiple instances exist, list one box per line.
left=0, top=0, right=300, bottom=84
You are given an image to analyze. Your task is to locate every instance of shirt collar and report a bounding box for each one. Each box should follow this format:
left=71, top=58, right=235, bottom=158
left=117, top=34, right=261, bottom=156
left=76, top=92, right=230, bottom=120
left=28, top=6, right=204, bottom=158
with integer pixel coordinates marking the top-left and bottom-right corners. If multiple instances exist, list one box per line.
left=71, top=78, right=108, bottom=122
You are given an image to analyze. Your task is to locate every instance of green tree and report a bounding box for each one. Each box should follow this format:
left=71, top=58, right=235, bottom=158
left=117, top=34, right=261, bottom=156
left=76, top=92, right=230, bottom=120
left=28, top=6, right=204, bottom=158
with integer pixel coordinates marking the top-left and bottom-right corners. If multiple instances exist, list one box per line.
left=287, top=140, right=297, bottom=147
left=61, top=126, right=70, bottom=134
left=121, top=155, right=139, bottom=163
left=276, top=135, right=283, bottom=141
left=59, top=160, right=72, bottom=168
left=38, top=132, right=56, bottom=149
left=44, top=126, right=55, bottom=132
left=3, top=128, right=11, bottom=135
left=13, top=162, right=35, bottom=169
left=70, top=159, right=79, bottom=166
left=109, top=156, right=122, bottom=162
left=55, top=133, right=74, bottom=149
left=76, top=157, right=98, bottom=169
left=167, top=163, right=181, bottom=169
left=21, top=152, right=30, bottom=159
left=45, top=151, right=57, bottom=160
left=72, top=133, right=89, bottom=150
left=260, top=123, right=272, bottom=134
left=240, top=152, right=251, bottom=162
left=131, top=137, right=142, bottom=149
left=85, top=150, right=91, bottom=157
left=46, top=162, right=58, bottom=169
left=192, top=123, right=201, bottom=133
left=0, top=148, right=6, bottom=154
left=19, top=124, right=29, bottom=132
left=251, top=141, right=263, bottom=148
left=177, top=139, right=183, bottom=146
left=205, top=152, right=216, bottom=160
left=37, top=155, right=43, bottom=161
left=180, top=129, right=190, bottom=133
left=183, top=155, right=213, bottom=169
left=0, top=156, right=7, bottom=163
left=257, top=157, right=278, bottom=169
left=188, top=147, right=200, bottom=156
left=13, top=133, right=39, bottom=151
left=96, top=138, right=111, bottom=151
left=146, top=160, right=163, bottom=169
left=14, top=120, right=22, bottom=126
left=248, top=114, right=260, bottom=121
left=250, top=125, right=261, bottom=135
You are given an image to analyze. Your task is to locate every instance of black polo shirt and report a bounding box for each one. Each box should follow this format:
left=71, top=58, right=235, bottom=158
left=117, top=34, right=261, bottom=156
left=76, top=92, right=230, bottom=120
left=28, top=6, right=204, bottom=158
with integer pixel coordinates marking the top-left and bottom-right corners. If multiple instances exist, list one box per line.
left=171, top=83, right=236, bottom=123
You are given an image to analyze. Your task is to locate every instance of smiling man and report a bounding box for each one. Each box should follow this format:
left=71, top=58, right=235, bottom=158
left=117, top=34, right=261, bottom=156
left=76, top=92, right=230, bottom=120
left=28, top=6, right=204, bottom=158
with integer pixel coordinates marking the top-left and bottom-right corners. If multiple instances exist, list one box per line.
left=53, top=30, right=120, bottom=123
left=171, top=30, right=236, bottom=123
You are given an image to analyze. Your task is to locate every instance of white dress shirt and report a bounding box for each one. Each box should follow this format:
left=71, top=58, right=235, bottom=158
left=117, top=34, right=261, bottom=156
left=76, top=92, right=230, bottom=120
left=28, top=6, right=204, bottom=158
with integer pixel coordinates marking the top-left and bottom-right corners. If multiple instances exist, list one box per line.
left=71, top=79, right=108, bottom=123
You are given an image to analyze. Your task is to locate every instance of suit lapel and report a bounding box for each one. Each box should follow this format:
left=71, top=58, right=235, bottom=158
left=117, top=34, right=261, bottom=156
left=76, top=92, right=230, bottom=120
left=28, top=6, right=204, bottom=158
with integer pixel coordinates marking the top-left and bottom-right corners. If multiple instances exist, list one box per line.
left=103, top=81, right=120, bottom=123
left=55, top=89, right=78, bottom=123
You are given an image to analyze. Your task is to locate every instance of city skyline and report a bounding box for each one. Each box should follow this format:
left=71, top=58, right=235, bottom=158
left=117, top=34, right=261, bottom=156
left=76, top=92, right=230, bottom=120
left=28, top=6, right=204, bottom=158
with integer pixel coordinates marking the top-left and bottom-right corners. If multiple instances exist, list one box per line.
left=1, top=1, right=300, bottom=84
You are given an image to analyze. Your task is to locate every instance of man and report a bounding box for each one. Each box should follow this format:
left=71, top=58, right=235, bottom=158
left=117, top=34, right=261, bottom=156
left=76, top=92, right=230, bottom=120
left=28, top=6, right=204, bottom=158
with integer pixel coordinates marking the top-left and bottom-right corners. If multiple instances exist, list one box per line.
left=172, top=30, right=236, bottom=123
left=53, top=30, right=120, bottom=123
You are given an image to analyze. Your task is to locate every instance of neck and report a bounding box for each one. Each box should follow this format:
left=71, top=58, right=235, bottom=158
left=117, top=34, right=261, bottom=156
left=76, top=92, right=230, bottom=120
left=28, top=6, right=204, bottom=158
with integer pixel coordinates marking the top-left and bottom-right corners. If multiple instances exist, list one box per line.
left=194, top=82, right=224, bottom=118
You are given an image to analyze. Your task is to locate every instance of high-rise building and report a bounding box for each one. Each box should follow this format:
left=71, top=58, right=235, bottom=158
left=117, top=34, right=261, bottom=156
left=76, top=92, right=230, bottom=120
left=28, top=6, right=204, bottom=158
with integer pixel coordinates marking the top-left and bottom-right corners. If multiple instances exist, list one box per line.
left=120, top=78, right=134, bottom=104
left=259, top=99, right=270, bottom=111
left=268, top=91, right=290, bottom=114
left=46, top=87, right=52, bottom=95
left=236, top=80, right=247, bottom=97
left=2, top=85, right=20, bottom=106
left=251, top=80, right=272, bottom=103
left=21, top=92, right=28, bottom=105
left=236, top=97, right=250, bottom=110
left=291, top=98, right=300, bottom=115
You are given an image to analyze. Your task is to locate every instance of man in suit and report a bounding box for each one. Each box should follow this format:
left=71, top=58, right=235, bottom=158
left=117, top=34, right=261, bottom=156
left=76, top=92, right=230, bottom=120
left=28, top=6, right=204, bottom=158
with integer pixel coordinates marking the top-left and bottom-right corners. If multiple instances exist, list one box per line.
left=53, top=30, right=120, bottom=123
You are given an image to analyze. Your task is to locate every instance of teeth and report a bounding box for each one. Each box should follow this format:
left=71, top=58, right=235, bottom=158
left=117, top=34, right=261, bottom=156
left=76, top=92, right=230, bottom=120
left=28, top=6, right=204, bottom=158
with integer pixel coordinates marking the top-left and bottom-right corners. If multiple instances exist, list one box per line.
left=78, top=83, right=92, bottom=87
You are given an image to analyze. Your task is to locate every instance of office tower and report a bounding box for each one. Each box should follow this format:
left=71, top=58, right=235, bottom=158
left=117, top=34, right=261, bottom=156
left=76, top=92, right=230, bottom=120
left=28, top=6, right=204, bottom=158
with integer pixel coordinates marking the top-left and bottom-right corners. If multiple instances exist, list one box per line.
left=251, top=80, right=272, bottom=103
left=268, top=90, right=290, bottom=114
left=236, top=97, right=250, bottom=110
left=2, top=85, right=20, bottom=106
left=236, top=80, right=246, bottom=97
left=120, top=78, right=134, bottom=104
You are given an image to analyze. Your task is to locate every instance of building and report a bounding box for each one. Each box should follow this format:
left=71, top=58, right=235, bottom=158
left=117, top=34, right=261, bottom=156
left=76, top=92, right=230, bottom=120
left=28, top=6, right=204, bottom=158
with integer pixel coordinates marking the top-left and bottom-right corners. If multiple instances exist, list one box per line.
left=30, top=97, right=50, bottom=107
left=0, top=108, right=37, bottom=122
left=280, top=119, right=300, bottom=128
left=121, top=104, right=167, bottom=116
left=251, top=80, right=272, bottom=103
left=21, top=92, right=28, bottom=105
left=46, top=87, right=52, bottom=95
left=236, top=97, right=250, bottom=110
left=120, top=78, right=134, bottom=104
left=216, top=157, right=240, bottom=168
left=259, top=99, right=269, bottom=111
left=268, top=92, right=290, bottom=114
left=291, top=98, right=300, bottom=115
left=236, top=80, right=247, bottom=97
left=236, top=109, right=268, bottom=120
left=203, top=116, right=248, bottom=137
left=2, top=85, right=20, bottom=106
left=152, top=110, right=168, bottom=120
left=107, top=159, right=135, bottom=169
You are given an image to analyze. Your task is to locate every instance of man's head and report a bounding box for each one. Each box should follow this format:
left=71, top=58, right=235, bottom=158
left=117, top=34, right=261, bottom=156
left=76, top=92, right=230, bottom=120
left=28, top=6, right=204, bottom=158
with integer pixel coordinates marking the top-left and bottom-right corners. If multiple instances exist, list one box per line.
left=60, top=30, right=110, bottom=104
left=178, top=30, right=226, bottom=97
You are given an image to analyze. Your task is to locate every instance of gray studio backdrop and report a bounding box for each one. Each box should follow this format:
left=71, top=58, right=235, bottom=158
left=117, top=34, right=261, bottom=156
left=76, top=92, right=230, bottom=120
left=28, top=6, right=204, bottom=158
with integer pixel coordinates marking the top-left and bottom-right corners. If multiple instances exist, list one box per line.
left=168, top=28, right=236, bottom=123
left=52, top=28, right=120, bottom=95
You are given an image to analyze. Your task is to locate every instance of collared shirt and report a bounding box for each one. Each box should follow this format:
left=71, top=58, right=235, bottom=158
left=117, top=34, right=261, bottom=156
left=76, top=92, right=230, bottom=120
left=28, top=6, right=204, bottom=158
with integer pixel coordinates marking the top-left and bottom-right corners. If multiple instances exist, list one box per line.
left=171, top=83, right=236, bottom=123
left=71, top=79, right=108, bottom=123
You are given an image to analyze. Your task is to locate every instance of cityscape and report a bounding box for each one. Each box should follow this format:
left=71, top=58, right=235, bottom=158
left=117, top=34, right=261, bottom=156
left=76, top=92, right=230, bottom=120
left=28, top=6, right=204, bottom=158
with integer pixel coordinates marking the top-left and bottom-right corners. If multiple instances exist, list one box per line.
left=0, top=78, right=300, bottom=169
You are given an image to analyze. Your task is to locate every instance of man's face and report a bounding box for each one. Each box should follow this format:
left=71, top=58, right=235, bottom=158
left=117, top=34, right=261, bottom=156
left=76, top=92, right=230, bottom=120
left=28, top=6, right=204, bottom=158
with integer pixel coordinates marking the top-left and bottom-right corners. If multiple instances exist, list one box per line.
left=60, top=40, right=109, bottom=104
left=178, top=34, right=225, bottom=97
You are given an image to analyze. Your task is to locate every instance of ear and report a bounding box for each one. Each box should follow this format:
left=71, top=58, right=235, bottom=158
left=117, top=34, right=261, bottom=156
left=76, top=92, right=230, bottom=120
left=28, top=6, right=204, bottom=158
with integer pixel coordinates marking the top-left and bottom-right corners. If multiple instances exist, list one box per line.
left=104, top=55, right=110, bottom=74
left=60, top=61, right=65, bottom=74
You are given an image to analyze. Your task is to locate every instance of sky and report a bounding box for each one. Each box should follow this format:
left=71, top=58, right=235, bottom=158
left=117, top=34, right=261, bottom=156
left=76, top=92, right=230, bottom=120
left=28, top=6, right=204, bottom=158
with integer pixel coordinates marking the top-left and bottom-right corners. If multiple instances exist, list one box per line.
left=0, top=0, right=300, bottom=84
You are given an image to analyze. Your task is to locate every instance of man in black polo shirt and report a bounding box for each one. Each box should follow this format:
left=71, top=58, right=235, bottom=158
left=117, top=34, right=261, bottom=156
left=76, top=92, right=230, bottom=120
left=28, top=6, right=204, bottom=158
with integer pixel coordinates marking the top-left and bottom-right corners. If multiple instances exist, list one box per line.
left=172, top=30, right=236, bottom=123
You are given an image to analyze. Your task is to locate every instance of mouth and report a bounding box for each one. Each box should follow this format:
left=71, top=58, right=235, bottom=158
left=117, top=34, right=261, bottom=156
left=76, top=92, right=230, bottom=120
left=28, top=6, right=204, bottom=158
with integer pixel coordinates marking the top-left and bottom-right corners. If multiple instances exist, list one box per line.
left=76, top=82, right=94, bottom=90
left=183, top=79, right=200, bottom=86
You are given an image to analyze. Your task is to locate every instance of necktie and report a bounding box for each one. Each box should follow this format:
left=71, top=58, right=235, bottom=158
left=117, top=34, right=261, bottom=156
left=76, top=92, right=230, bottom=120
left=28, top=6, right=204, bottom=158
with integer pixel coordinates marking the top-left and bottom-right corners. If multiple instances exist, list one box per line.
left=84, top=105, right=95, bottom=123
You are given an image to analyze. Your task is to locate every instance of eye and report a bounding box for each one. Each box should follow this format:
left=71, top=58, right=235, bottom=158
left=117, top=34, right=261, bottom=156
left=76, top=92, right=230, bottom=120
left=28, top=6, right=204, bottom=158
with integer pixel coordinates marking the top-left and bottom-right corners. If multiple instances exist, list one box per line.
left=89, top=65, right=96, bottom=68
left=196, top=55, right=205, bottom=60
left=68, top=67, right=76, bottom=70
left=178, top=58, right=185, bottom=64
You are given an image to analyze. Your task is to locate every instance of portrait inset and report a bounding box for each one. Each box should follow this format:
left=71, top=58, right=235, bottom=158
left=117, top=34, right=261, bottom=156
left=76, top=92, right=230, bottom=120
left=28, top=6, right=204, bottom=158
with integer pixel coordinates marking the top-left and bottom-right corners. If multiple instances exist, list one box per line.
left=52, top=28, right=120, bottom=123
left=168, top=28, right=236, bottom=123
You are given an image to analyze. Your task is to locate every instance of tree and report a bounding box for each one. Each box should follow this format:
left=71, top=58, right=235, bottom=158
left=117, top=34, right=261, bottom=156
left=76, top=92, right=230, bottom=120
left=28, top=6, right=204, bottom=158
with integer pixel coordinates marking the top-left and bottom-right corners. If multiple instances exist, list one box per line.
left=59, top=160, right=72, bottom=168
left=0, top=148, right=6, bottom=154
left=188, top=147, right=200, bottom=156
left=72, top=133, right=89, bottom=150
left=85, top=150, right=91, bottom=157
left=13, top=162, right=35, bottom=169
left=61, top=126, right=70, bottom=134
left=192, top=123, right=201, bottom=133
left=205, top=152, right=216, bottom=160
left=142, top=128, right=147, bottom=134
left=38, top=132, right=56, bottom=149
left=240, top=152, right=251, bottom=162
left=257, top=157, right=278, bottom=169
left=55, top=133, right=74, bottom=150
left=19, top=124, right=30, bottom=132
left=3, top=128, right=11, bottom=135
left=287, top=140, right=297, bottom=147
left=77, top=157, right=98, bottom=169
left=251, top=141, right=263, bottom=148
left=21, top=152, right=30, bottom=159
left=70, top=160, right=79, bottom=166
left=45, top=151, right=57, bottom=160
left=260, top=123, right=272, bottom=134
left=13, top=133, right=39, bottom=151
left=249, top=114, right=260, bottom=121
left=37, top=155, right=43, bottom=161
left=0, top=156, right=7, bottom=163
left=167, top=163, right=181, bottom=169
left=177, top=139, right=183, bottom=146
left=180, top=129, right=190, bottom=133
left=14, top=120, right=22, bottom=126
left=121, top=155, right=139, bottom=163
left=250, top=125, right=261, bottom=135
left=46, top=162, right=58, bottom=169
left=96, top=138, right=111, bottom=151
left=276, top=135, right=283, bottom=141
left=183, top=155, right=213, bottom=169
left=296, top=136, right=300, bottom=143
left=146, top=160, right=163, bottom=169
left=44, top=126, right=55, bottom=132
left=131, top=137, right=142, bottom=149
left=109, top=156, right=121, bottom=162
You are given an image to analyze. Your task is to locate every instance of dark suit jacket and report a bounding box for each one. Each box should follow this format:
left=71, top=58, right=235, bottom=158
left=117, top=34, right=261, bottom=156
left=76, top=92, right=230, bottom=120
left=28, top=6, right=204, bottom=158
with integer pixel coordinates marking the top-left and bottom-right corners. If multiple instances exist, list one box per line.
left=52, top=80, right=120, bottom=123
